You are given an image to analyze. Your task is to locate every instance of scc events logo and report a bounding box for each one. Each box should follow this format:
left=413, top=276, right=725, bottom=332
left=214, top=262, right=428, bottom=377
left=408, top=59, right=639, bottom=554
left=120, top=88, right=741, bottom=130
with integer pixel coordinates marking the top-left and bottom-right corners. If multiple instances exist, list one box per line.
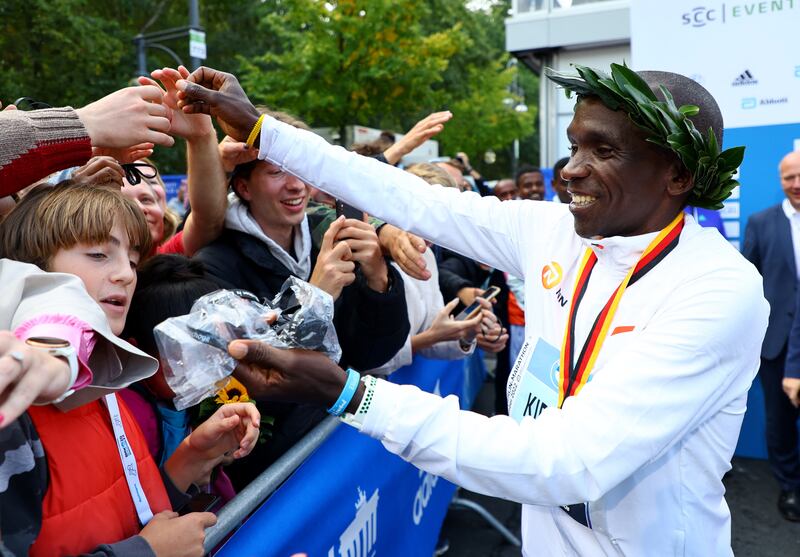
left=682, top=5, right=721, bottom=27
left=541, top=261, right=563, bottom=290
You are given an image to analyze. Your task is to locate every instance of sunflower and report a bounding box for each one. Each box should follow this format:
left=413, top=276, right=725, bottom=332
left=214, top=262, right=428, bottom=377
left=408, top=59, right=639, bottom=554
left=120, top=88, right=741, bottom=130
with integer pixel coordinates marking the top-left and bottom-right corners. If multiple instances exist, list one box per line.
left=215, top=377, right=251, bottom=404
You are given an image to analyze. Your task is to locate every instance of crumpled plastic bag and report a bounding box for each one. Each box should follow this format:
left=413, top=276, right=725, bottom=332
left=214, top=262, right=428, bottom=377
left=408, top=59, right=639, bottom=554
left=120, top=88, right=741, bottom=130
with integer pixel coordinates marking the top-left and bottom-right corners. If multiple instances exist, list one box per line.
left=154, top=277, right=340, bottom=410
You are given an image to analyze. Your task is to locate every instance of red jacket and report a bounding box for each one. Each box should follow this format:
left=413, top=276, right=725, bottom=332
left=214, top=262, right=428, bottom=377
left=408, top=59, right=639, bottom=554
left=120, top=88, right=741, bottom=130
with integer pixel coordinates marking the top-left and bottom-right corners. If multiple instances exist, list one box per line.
left=27, top=398, right=171, bottom=556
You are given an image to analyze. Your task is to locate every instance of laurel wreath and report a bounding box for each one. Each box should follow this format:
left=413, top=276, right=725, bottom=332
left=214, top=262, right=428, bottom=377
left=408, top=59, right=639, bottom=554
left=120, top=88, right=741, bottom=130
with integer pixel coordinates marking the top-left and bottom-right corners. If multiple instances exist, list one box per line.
left=546, top=63, right=745, bottom=210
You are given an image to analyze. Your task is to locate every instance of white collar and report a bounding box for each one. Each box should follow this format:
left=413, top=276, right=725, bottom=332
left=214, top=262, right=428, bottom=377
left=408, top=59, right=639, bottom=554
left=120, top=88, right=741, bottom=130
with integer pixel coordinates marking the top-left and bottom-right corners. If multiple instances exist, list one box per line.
left=782, top=198, right=800, bottom=219
left=579, top=213, right=696, bottom=274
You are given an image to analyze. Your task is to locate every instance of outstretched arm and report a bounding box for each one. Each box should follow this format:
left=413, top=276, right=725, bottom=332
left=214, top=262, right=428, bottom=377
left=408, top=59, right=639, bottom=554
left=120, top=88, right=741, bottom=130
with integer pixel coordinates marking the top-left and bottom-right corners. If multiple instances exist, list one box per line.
left=142, top=67, right=227, bottom=255
left=174, top=67, right=558, bottom=278
left=225, top=266, right=767, bottom=506
left=1, top=85, right=172, bottom=196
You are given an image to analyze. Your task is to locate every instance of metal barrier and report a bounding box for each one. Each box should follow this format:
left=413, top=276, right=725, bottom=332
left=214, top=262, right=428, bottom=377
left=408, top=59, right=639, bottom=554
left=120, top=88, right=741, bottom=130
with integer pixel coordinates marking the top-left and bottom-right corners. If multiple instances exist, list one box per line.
left=203, top=416, right=341, bottom=552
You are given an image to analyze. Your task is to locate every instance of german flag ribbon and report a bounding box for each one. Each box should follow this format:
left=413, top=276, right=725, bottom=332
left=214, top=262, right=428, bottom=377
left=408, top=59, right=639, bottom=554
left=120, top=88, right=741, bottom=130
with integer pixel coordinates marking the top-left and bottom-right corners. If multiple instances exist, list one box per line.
left=557, top=212, right=685, bottom=407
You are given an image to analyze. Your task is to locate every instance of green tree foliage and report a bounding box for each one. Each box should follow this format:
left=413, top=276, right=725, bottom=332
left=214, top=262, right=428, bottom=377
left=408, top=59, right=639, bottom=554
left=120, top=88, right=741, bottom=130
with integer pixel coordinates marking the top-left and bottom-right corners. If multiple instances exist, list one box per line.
left=241, top=0, right=536, bottom=178
left=239, top=0, right=463, bottom=135
left=0, top=0, right=537, bottom=177
left=0, top=0, right=130, bottom=107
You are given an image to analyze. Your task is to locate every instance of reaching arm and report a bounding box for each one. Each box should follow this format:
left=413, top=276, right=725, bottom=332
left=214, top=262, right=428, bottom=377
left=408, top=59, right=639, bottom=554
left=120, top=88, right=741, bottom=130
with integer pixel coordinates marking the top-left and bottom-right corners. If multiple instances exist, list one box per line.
left=174, top=67, right=564, bottom=278
left=141, top=67, right=227, bottom=255
left=259, top=115, right=558, bottom=278
left=357, top=267, right=767, bottom=505
left=226, top=263, right=767, bottom=507
left=181, top=131, right=227, bottom=255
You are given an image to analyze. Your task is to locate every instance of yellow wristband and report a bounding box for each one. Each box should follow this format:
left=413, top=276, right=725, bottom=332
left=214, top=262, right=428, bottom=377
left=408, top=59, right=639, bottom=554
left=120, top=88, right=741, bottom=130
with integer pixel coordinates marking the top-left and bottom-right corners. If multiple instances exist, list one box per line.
left=246, top=114, right=265, bottom=148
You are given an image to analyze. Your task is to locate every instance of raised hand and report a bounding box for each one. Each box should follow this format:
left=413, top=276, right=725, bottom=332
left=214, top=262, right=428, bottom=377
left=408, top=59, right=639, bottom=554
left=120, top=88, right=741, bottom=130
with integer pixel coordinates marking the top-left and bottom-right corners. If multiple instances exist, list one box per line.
left=218, top=135, right=258, bottom=173
left=71, top=155, right=125, bottom=187
left=378, top=224, right=430, bottom=281
left=175, top=67, right=260, bottom=142
left=92, top=143, right=154, bottom=164
left=426, top=298, right=483, bottom=343
left=187, top=402, right=260, bottom=459
left=309, top=216, right=356, bottom=300
left=75, top=85, right=174, bottom=148
left=140, top=66, right=214, bottom=141
left=473, top=299, right=508, bottom=353
left=383, top=111, right=453, bottom=165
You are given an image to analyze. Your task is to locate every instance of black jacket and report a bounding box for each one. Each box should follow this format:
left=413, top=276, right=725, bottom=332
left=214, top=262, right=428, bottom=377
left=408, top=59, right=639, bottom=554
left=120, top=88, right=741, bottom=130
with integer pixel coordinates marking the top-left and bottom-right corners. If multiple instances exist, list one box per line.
left=193, top=220, right=410, bottom=488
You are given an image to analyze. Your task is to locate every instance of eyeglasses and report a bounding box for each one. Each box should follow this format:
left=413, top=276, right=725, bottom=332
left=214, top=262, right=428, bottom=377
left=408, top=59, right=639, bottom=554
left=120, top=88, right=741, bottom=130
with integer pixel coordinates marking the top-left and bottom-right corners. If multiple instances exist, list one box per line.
left=13, top=97, right=53, bottom=111
left=121, top=162, right=158, bottom=185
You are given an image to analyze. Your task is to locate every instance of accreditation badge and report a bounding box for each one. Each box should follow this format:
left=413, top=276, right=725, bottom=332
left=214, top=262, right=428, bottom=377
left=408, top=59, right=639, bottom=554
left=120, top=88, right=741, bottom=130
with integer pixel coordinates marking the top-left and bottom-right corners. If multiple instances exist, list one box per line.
left=507, top=337, right=560, bottom=423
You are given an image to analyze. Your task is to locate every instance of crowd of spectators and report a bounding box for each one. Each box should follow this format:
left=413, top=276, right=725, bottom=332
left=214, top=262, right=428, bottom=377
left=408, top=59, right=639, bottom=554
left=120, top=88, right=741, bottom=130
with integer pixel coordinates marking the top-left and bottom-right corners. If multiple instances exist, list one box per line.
left=0, top=66, right=511, bottom=557
left=0, top=60, right=796, bottom=557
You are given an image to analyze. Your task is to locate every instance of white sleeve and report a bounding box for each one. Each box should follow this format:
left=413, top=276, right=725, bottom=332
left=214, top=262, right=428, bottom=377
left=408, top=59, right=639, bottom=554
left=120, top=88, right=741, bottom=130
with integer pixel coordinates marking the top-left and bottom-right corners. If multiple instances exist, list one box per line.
left=259, top=116, right=563, bottom=278
left=357, top=269, right=768, bottom=506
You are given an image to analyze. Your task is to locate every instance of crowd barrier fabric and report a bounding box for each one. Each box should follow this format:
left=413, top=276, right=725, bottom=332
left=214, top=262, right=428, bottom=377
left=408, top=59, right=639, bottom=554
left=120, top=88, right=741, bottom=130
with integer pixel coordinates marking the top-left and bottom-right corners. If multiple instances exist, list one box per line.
left=214, top=353, right=487, bottom=557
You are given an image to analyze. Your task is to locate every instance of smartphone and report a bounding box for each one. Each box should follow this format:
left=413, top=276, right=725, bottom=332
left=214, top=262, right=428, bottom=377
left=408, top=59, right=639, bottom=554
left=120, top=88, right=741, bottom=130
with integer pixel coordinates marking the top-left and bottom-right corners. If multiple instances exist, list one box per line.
left=335, top=199, right=364, bottom=221
left=454, top=286, right=501, bottom=321
left=177, top=492, right=220, bottom=516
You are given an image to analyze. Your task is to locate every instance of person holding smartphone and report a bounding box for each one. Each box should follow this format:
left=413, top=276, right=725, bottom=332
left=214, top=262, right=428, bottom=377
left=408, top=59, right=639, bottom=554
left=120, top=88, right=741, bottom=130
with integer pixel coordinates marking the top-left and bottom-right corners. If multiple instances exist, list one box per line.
left=175, top=64, right=766, bottom=556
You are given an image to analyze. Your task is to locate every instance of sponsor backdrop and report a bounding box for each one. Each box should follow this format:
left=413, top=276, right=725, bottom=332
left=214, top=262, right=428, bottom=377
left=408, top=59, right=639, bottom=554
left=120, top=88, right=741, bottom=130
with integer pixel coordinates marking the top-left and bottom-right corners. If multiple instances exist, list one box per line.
left=631, top=0, right=800, bottom=458
left=215, top=354, right=487, bottom=557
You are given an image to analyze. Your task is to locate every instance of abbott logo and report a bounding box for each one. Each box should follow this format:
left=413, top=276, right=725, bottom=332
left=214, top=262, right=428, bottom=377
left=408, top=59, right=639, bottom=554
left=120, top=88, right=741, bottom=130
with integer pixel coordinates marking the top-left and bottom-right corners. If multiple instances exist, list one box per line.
left=541, top=262, right=563, bottom=290
left=741, top=97, right=757, bottom=109
left=328, top=488, right=379, bottom=557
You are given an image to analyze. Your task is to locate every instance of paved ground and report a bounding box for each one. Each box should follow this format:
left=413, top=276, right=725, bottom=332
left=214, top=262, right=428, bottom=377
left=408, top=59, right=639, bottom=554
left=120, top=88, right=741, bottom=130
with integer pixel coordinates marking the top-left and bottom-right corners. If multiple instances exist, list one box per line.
left=439, top=374, right=800, bottom=556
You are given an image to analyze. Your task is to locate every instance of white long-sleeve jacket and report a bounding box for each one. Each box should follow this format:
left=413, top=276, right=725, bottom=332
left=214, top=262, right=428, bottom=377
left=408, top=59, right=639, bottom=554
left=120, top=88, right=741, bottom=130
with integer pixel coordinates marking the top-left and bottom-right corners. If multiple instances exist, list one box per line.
left=257, top=116, right=769, bottom=556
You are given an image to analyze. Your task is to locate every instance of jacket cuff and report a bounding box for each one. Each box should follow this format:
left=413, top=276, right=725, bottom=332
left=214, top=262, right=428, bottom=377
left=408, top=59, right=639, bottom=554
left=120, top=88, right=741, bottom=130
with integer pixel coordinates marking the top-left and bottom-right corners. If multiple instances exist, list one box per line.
left=355, top=260, right=403, bottom=302
left=90, top=535, right=156, bottom=557
left=159, top=467, right=194, bottom=510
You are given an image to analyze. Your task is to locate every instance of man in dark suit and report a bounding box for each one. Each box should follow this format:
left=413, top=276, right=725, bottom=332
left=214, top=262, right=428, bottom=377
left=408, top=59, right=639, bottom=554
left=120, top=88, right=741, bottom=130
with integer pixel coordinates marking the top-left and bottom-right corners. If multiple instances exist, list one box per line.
left=743, top=149, right=800, bottom=521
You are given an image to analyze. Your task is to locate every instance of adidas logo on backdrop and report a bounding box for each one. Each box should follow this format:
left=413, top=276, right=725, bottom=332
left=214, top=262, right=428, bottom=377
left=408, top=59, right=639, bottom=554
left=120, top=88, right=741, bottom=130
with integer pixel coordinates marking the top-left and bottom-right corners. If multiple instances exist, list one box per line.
left=732, top=70, right=758, bottom=86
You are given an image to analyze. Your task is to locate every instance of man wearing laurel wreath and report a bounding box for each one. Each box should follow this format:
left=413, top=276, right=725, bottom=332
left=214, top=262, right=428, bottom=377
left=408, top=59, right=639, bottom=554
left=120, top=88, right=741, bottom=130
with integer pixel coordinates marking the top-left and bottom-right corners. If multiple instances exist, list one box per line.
left=173, top=64, right=768, bottom=556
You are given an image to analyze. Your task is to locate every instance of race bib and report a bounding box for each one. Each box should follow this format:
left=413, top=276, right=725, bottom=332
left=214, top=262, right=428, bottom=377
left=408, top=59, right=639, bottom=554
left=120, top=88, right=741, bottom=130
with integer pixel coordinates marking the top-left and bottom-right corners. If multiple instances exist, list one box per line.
left=506, top=336, right=594, bottom=529
left=508, top=337, right=560, bottom=423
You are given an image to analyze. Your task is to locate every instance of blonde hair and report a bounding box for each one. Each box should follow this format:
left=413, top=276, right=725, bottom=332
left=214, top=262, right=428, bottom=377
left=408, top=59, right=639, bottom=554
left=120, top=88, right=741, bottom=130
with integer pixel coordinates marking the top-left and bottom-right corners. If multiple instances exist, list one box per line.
left=405, top=163, right=459, bottom=189
left=0, top=182, right=152, bottom=270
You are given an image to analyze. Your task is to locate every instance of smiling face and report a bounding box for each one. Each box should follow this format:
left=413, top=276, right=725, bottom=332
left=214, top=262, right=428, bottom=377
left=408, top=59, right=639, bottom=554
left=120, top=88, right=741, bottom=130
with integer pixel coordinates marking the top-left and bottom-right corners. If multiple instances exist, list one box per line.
left=235, top=160, right=309, bottom=246
left=493, top=179, right=517, bottom=201
left=780, top=151, right=800, bottom=211
left=121, top=179, right=165, bottom=245
left=562, top=97, right=686, bottom=238
left=517, top=171, right=545, bottom=200
left=49, top=222, right=139, bottom=335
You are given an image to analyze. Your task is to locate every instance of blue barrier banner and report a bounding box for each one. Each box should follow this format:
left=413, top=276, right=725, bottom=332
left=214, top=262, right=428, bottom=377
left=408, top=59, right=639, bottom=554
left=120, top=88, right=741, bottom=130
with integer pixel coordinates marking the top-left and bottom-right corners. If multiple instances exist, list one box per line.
left=215, top=354, right=486, bottom=557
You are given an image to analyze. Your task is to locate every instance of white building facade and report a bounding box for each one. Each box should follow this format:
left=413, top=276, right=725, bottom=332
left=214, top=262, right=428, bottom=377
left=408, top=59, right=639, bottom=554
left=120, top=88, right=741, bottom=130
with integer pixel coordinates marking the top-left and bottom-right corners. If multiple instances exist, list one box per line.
left=506, top=0, right=631, bottom=168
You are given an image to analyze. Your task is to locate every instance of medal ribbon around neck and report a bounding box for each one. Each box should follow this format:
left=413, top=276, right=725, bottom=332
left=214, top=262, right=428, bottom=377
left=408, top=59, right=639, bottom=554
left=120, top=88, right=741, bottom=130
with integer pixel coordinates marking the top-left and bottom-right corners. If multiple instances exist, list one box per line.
left=557, top=212, right=685, bottom=407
